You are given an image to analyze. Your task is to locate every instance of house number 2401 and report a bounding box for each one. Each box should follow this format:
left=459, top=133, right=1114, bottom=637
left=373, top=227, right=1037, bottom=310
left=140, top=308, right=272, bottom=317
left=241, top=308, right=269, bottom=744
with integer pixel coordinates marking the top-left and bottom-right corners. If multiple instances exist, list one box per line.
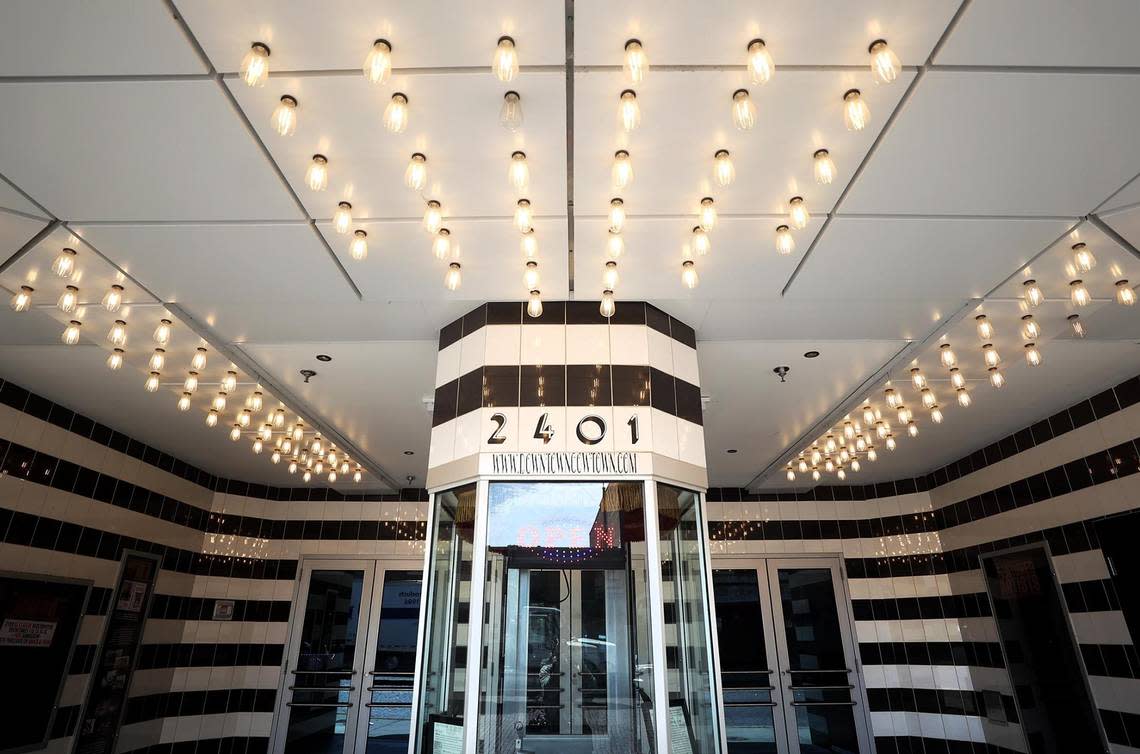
left=487, top=412, right=640, bottom=446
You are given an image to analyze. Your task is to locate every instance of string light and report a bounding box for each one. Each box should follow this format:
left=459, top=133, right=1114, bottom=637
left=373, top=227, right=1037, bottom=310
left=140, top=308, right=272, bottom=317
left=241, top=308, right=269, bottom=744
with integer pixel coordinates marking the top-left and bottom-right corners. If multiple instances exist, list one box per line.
left=600, top=290, right=616, bottom=318
left=975, top=314, right=994, bottom=340
left=982, top=343, right=1000, bottom=368
left=1116, top=280, right=1136, bottom=306
left=868, top=39, right=901, bottom=84
left=1020, top=315, right=1040, bottom=340
left=731, top=89, right=757, bottom=130
left=509, top=151, right=530, bottom=192
left=527, top=290, right=543, bottom=318
left=363, top=39, right=393, bottom=84
left=500, top=91, right=524, bottom=131
left=692, top=226, right=711, bottom=256
left=177, top=392, right=191, bottom=411
left=713, top=150, right=735, bottom=187
left=813, top=149, right=836, bottom=184
left=699, top=197, right=717, bottom=232
left=681, top=260, right=699, bottom=289
left=271, top=95, right=298, bottom=136
left=747, top=39, right=774, bottom=84
left=10, top=285, right=33, bottom=312
left=612, top=150, right=633, bottom=189
left=240, top=43, right=270, bottom=87
left=334, top=202, right=352, bottom=235
left=433, top=229, right=452, bottom=260
left=1068, top=314, right=1086, bottom=338
left=788, top=196, right=809, bottom=229
left=514, top=199, right=533, bottom=232
left=988, top=367, right=1005, bottom=388
left=445, top=262, right=462, bottom=291
left=493, top=36, right=519, bottom=82
left=1072, top=242, right=1096, bottom=272
left=607, top=230, right=625, bottom=259
left=619, top=90, right=641, bottom=132
left=775, top=225, right=794, bottom=255
left=423, top=201, right=443, bottom=234
left=843, top=89, right=870, bottom=131
left=148, top=347, right=165, bottom=371
left=383, top=93, right=409, bottom=134
left=107, top=349, right=124, bottom=371
left=405, top=153, right=428, bottom=191
left=1023, top=279, right=1044, bottom=307
left=57, top=285, right=79, bottom=314
left=1025, top=343, right=1042, bottom=366
left=1069, top=279, right=1090, bottom=307
left=949, top=368, right=966, bottom=390
left=623, top=39, right=648, bottom=83
left=306, top=154, right=329, bottom=192
left=52, top=248, right=77, bottom=278
left=350, top=230, right=368, bottom=261
left=102, top=285, right=124, bottom=313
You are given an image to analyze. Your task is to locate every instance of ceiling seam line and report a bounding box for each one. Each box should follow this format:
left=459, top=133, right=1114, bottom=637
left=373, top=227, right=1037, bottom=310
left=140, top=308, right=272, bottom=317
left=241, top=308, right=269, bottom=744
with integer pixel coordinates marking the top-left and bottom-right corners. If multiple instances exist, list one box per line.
left=1087, top=214, right=1140, bottom=263
left=1089, top=169, right=1140, bottom=215
left=0, top=169, right=57, bottom=220
left=777, top=0, right=973, bottom=298
left=926, top=64, right=1140, bottom=75
left=978, top=220, right=1084, bottom=299
left=0, top=74, right=215, bottom=83
left=163, top=0, right=364, bottom=302
left=0, top=205, right=52, bottom=223
left=564, top=0, right=576, bottom=296
left=0, top=220, right=61, bottom=276
left=219, top=65, right=568, bottom=78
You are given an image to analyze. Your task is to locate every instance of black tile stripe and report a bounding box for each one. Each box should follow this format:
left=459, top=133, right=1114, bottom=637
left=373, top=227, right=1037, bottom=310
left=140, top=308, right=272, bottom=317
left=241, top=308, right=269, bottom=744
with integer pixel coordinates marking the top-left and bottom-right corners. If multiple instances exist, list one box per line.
left=1081, top=642, right=1140, bottom=679
left=117, top=737, right=270, bottom=754
left=148, top=594, right=292, bottom=623
left=1100, top=708, right=1140, bottom=748
left=866, top=687, right=1019, bottom=723
left=860, top=641, right=1006, bottom=669
left=875, top=736, right=1024, bottom=754
left=852, top=593, right=993, bottom=622
left=135, top=643, right=284, bottom=670
left=1061, top=578, right=1121, bottom=613
left=123, top=688, right=276, bottom=724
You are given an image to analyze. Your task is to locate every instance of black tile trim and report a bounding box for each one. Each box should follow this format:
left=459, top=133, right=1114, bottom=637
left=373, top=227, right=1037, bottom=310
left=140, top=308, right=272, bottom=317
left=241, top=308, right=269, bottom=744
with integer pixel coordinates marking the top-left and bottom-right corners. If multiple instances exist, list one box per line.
left=852, top=593, right=993, bottom=622
left=148, top=594, right=292, bottom=623
left=117, top=737, right=270, bottom=754
left=135, top=643, right=284, bottom=670
left=123, top=688, right=276, bottom=724
left=866, top=687, right=1018, bottom=723
left=874, top=736, right=1024, bottom=754
left=1100, top=708, right=1140, bottom=747
left=860, top=640, right=1006, bottom=669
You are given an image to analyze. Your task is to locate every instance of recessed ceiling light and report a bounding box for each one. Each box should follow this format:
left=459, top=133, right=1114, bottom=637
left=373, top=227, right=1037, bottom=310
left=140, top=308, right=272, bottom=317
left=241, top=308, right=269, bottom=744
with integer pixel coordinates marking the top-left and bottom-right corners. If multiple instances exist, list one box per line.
left=726, top=449, right=738, bottom=454
left=803, top=350, right=820, bottom=359
left=403, top=450, right=415, bottom=456
left=316, top=354, right=332, bottom=362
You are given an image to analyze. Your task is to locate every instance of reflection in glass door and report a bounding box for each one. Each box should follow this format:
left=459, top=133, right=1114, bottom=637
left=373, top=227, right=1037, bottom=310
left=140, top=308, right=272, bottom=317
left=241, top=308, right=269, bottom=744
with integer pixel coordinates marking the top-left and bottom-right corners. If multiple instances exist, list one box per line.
left=275, top=560, right=423, bottom=754
left=712, top=558, right=871, bottom=754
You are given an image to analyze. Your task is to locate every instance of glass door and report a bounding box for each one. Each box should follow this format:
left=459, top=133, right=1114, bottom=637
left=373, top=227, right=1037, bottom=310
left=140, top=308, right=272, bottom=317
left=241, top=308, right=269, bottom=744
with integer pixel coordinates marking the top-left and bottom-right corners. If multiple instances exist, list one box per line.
left=276, top=560, right=424, bottom=754
left=711, top=558, right=871, bottom=754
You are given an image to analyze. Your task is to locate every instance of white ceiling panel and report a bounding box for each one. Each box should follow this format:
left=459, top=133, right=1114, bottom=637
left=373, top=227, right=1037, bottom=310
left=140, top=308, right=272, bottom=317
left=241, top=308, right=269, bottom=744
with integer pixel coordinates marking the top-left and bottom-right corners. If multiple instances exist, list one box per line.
left=0, top=180, right=48, bottom=219
left=0, top=81, right=302, bottom=222
left=685, top=298, right=945, bottom=341
left=573, top=69, right=913, bottom=216
left=176, top=0, right=565, bottom=70
left=574, top=215, right=822, bottom=301
left=1098, top=175, right=1140, bottom=214
left=227, top=71, right=567, bottom=220
left=70, top=222, right=357, bottom=304
left=0, top=0, right=206, bottom=75
left=842, top=71, right=1140, bottom=217
left=936, top=0, right=1140, bottom=67
left=240, top=340, right=439, bottom=486
left=574, top=0, right=959, bottom=66
left=321, top=218, right=570, bottom=302
left=2, top=227, right=155, bottom=305
left=0, top=211, right=51, bottom=266
left=1100, top=206, right=1140, bottom=263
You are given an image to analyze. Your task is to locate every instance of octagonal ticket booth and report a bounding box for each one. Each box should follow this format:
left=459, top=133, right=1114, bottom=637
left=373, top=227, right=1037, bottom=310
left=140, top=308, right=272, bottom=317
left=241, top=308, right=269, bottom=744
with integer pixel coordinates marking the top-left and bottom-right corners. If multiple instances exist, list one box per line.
left=407, top=301, right=724, bottom=753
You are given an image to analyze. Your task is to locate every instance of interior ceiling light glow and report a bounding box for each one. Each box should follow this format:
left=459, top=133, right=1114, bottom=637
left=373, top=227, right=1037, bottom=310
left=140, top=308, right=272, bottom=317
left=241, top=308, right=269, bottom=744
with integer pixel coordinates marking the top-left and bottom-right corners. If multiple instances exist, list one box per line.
left=423, top=200, right=443, bottom=234
left=788, top=196, right=809, bottom=229
left=500, top=91, right=524, bottom=131
left=10, top=285, right=33, bottom=312
left=523, top=260, right=540, bottom=290
left=384, top=93, right=409, bottom=134
left=612, top=150, right=633, bottom=190
left=334, top=202, right=352, bottom=235
left=713, top=149, right=735, bottom=187
left=153, top=319, right=172, bottom=346
left=1072, top=242, right=1096, bottom=273
left=775, top=225, right=794, bottom=255
left=445, top=262, right=462, bottom=291
left=949, top=367, right=965, bottom=390
left=1068, top=314, right=1086, bottom=338
left=869, top=39, right=901, bottom=84
left=988, top=366, right=1005, bottom=388
left=188, top=348, right=207, bottom=372
left=184, top=371, right=199, bottom=393
left=107, top=348, right=124, bottom=371
left=731, top=89, right=757, bottom=130
left=1116, top=280, right=1136, bottom=306
left=271, top=95, right=298, bottom=136
left=306, top=154, right=329, bottom=192
left=249, top=390, right=262, bottom=411
left=527, top=290, right=543, bottom=318
left=624, top=39, right=648, bottom=83
left=698, top=197, right=717, bottom=232
left=493, top=36, right=519, bottom=82
left=514, top=199, right=533, bottom=232
left=600, top=289, right=616, bottom=318
left=433, top=228, right=452, bottom=260
left=57, top=285, right=79, bottom=314
left=52, top=248, right=77, bottom=278
left=509, top=151, right=530, bottom=193
left=222, top=370, right=238, bottom=392
left=747, top=38, right=774, bottom=84
left=240, top=42, right=270, bottom=87
left=608, top=198, right=626, bottom=233
left=843, top=89, right=870, bottom=131
left=520, top=229, right=537, bottom=258
left=603, top=260, right=619, bottom=290
left=813, top=149, right=836, bottom=185
left=606, top=229, right=625, bottom=259
left=681, top=259, right=698, bottom=289
left=1023, top=279, right=1044, bottom=307
left=975, top=314, right=994, bottom=340
left=177, top=392, right=191, bottom=411
left=405, top=153, right=428, bottom=191
left=619, top=90, right=641, bottom=132
left=350, top=229, right=368, bottom=261
left=144, top=372, right=161, bottom=393
left=1024, top=342, right=1042, bottom=366
left=102, top=285, right=124, bottom=313
left=691, top=226, right=711, bottom=256
left=1069, top=279, right=1090, bottom=307
left=363, top=39, right=393, bottom=84
left=910, top=368, right=926, bottom=389
left=148, top=348, right=166, bottom=372
left=982, top=343, right=1000, bottom=368
left=1020, top=315, right=1040, bottom=340
left=939, top=343, right=956, bottom=368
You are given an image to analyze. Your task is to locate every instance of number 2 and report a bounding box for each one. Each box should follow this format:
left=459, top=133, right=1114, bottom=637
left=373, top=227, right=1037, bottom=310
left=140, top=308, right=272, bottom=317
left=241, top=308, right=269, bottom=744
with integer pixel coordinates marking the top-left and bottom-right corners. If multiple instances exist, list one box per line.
left=487, top=412, right=507, bottom=444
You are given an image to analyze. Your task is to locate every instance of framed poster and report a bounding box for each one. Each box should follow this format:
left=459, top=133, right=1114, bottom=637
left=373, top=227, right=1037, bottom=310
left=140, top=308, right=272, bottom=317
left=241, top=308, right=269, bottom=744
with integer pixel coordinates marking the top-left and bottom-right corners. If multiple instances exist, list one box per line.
left=0, top=572, right=92, bottom=754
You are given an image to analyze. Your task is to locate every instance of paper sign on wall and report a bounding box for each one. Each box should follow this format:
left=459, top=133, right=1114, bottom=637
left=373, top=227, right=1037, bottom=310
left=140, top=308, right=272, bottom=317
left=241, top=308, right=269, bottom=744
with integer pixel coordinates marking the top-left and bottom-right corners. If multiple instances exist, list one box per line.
left=0, top=618, right=57, bottom=647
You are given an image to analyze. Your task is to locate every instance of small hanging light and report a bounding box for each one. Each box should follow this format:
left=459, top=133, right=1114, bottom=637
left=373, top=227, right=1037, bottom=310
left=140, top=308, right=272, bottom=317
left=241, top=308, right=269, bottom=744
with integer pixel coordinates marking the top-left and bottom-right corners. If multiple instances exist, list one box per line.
left=747, top=39, right=774, bottom=84
left=867, top=447, right=878, bottom=462
left=327, top=470, right=337, bottom=483
left=862, top=404, right=875, bottom=425
left=249, top=390, right=263, bottom=411
left=1020, top=315, right=1040, bottom=340
left=177, top=392, right=191, bottom=411
left=509, top=151, right=530, bottom=193
left=931, top=405, right=944, bottom=424
left=713, top=149, right=735, bottom=187
left=603, top=260, right=619, bottom=290
left=851, top=458, right=862, bottom=472
left=1024, top=343, right=1042, bottom=366
left=302, top=470, right=312, bottom=483
left=681, top=260, right=699, bottom=289
left=363, top=39, right=393, bottom=84
left=57, top=285, right=79, bottom=314
left=514, top=199, right=533, bottom=232
left=252, top=438, right=264, bottom=455
left=1068, top=314, right=1086, bottom=338
left=221, top=370, right=238, bottom=392
left=896, top=405, right=910, bottom=425
left=798, top=458, right=808, bottom=473
left=271, top=95, right=298, bottom=136
left=1072, top=242, right=1096, bottom=273
left=184, top=371, right=199, bottom=393
left=775, top=225, right=795, bottom=256
left=500, top=91, right=524, bottom=131
left=939, top=343, right=956, bottom=368
left=523, top=260, right=540, bottom=290
left=240, top=42, right=270, bottom=87
left=885, top=387, right=901, bottom=409
left=405, top=153, right=428, bottom=191
left=608, top=198, right=626, bottom=233
left=1069, top=279, right=1090, bottom=307
left=956, top=387, right=971, bottom=407
left=292, top=422, right=304, bottom=443
left=273, top=407, right=286, bottom=428
left=982, top=343, right=1000, bottom=368
left=10, top=285, right=33, bottom=312
left=433, top=228, right=452, bottom=260
left=606, top=230, right=625, bottom=259
left=907, top=423, right=918, bottom=438
left=920, top=387, right=936, bottom=409
left=190, top=347, right=207, bottom=371
left=731, top=88, right=757, bottom=130
left=527, top=290, right=543, bottom=318
left=623, top=39, right=648, bottom=83
left=206, top=409, right=219, bottom=427
left=148, top=347, right=165, bottom=371
left=52, top=248, right=77, bottom=278
left=949, top=367, right=966, bottom=390
left=520, top=229, right=537, bottom=258
left=383, top=93, right=409, bottom=134
left=213, top=392, right=227, bottom=412
left=691, top=226, right=711, bottom=256
left=698, top=197, right=717, bottom=232
left=288, top=458, right=299, bottom=474
left=1116, top=280, right=1136, bottom=306
left=353, top=466, right=363, bottom=483
left=886, top=435, right=897, bottom=451
left=445, top=262, right=462, bottom=291
left=153, top=318, right=172, bottom=346
left=868, top=39, right=901, bottom=84
left=229, top=424, right=241, bottom=442
left=1023, top=279, right=1044, bottom=307
left=423, top=201, right=443, bottom=234
left=612, top=150, right=633, bottom=189
left=812, top=467, right=821, bottom=481
left=306, top=154, right=329, bottom=192
left=493, top=36, right=519, bottom=82
left=259, top=423, right=273, bottom=442
left=107, top=348, right=125, bottom=371
left=350, top=230, right=368, bottom=261
left=843, top=89, right=870, bottom=131
left=788, top=196, right=809, bottom=229
left=910, top=367, right=926, bottom=390
left=333, top=202, right=353, bottom=235
left=618, top=89, right=641, bottom=132
left=238, top=409, right=252, bottom=428
left=988, top=367, right=1005, bottom=388
left=975, top=314, right=994, bottom=340
left=813, top=149, right=836, bottom=185
left=786, top=465, right=796, bottom=482
left=271, top=449, right=281, bottom=464
left=600, top=290, right=616, bottom=318
left=102, top=285, right=124, bottom=313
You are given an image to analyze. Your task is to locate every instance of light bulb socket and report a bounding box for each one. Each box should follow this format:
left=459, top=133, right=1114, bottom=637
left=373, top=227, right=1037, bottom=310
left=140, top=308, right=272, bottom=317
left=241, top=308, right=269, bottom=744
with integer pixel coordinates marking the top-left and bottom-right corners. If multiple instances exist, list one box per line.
left=354, top=229, right=367, bottom=238
left=391, top=92, right=407, bottom=103
left=844, top=88, right=861, bottom=100
left=338, top=201, right=352, bottom=209
left=1072, top=242, right=1086, bottom=250
left=624, top=38, right=641, bottom=50
left=525, top=260, right=537, bottom=269
left=868, top=39, right=887, bottom=53
left=373, top=39, right=391, bottom=51
left=498, top=35, right=515, bottom=46
left=610, top=197, right=623, bottom=205
left=615, top=149, right=629, bottom=158
left=682, top=260, right=694, bottom=268
left=1117, top=278, right=1130, bottom=286
left=411, top=152, right=425, bottom=161
left=732, top=88, right=749, bottom=98
left=776, top=224, right=789, bottom=232
left=279, top=94, right=297, bottom=106
left=1024, top=278, right=1037, bottom=285
left=748, top=38, right=766, bottom=49
left=813, top=148, right=830, bottom=159
left=438, top=227, right=450, bottom=236
left=1020, top=314, right=1033, bottom=321
left=311, top=153, right=327, bottom=164
left=20, top=285, right=34, bottom=292
left=714, top=149, right=730, bottom=158
left=603, top=289, right=614, bottom=296
left=65, top=284, right=78, bottom=292
left=1067, top=314, right=1080, bottom=321
left=975, top=314, right=987, bottom=321
left=251, top=42, right=271, bottom=56
left=620, top=88, right=636, bottom=98
left=790, top=195, right=803, bottom=204
left=517, top=198, right=530, bottom=207
left=1070, top=279, right=1083, bottom=285
left=701, top=196, right=714, bottom=204
left=449, top=262, right=461, bottom=270
left=511, top=150, right=526, bottom=159
left=110, top=284, right=124, bottom=292
left=426, top=199, right=440, bottom=208
left=605, top=260, right=617, bottom=268
left=504, top=90, right=520, bottom=100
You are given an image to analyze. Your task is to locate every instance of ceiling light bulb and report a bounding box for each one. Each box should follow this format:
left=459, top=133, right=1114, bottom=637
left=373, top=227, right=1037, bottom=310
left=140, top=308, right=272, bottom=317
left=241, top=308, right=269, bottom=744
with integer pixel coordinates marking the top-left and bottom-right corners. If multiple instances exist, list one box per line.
left=876, top=421, right=890, bottom=439
left=509, top=151, right=530, bottom=192
left=229, top=425, right=241, bottom=441
left=908, top=423, right=919, bottom=438
left=746, top=38, right=774, bottom=84
left=939, top=343, right=956, bottom=368
left=52, top=248, right=77, bottom=278
left=271, top=450, right=281, bottom=464
left=238, top=409, right=251, bottom=427
left=61, top=320, right=81, bottom=345
left=514, top=199, right=533, bottom=232
left=731, top=89, right=757, bottom=130
left=623, top=39, right=648, bottom=83
left=812, top=467, right=821, bottom=481
left=363, top=39, right=392, bottom=84
left=843, top=89, right=870, bottom=131
left=867, top=448, right=878, bottom=462
left=102, top=285, right=124, bottom=313
left=988, top=367, right=1005, bottom=389
left=1024, top=343, right=1042, bottom=366
left=956, top=387, right=971, bottom=407
left=612, top=150, right=633, bottom=189
left=1069, top=279, right=1090, bottom=307
left=692, top=226, right=711, bottom=256
left=327, top=449, right=338, bottom=466
left=148, top=347, right=165, bottom=371
left=839, top=447, right=851, bottom=464
left=332, top=201, right=353, bottom=235
left=58, top=285, right=79, bottom=314
left=982, top=343, right=1000, bottom=368
left=788, top=196, right=809, bottom=230
left=949, top=367, right=965, bottom=390
left=493, top=36, right=518, bottom=82
left=292, top=423, right=304, bottom=442
left=499, top=90, right=524, bottom=131
left=824, top=435, right=837, bottom=454
left=144, top=372, right=160, bottom=393
left=1023, top=279, right=1044, bottom=307
left=681, top=260, right=699, bottom=289
left=271, top=95, right=298, bottom=136
left=1067, top=314, right=1085, bottom=338
left=886, top=435, right=897, bottom=451
left=314, top=460, right=324, bottom=475
left=824, top=458, right=835, bottom=473
left=1116, top=280, right=1136, bottom=306
left=191, top=347, right=207, bottom=371
left=607, top=230, right=625, bottom=259
left=423, top=201, right=443, bottom=234
left=910, top=368, right=926, bottom=389
left=884, top=388, right=900, bottom=408
left=603, top=261, right=619, bottom=290
left=1020, top=315, right=1040, bottom=340
left=619, top=89, right=641, bottom=132
left=350, top=229, right=368, bottom=261
left=897, top=405, right=910, bottom=424
left=600, top=290, right=616, bottom=318
left=288, top=459, right=298, bottom=474
left=249, top=390, right=263, bottom=411
left=107, top=348, right=124, bottom=371
left=786, top=466, right=796, bottom=482
left=302, top=470, right=312, bottom=483
left=253, top=438, right=264, bottom=454
left=433, top=228, right=451, bottom=260
left=975, top=314, right=994, bottom=340
left=523, top=260, right=540, bottom=290
left=10, top=285, right=33, bottom=312
left=921, top=388, right=936, bottom=409
left=810, top=448, right=822, bottom=465
left=608, top=198, right=626, bottom=233
left=327, top=470, right=337, bottom=483
left=240, top=42, right=270, bottom=87
left=184, top=372, right=199, bottom=393
left=518, top=229, right=538, bottom=259
left=774, top=225, right=795, bottom=256
left=699, top=197, right=717, bottom=232
left=869, top=39, right=901, bottom=84
left=383, top=92, right=409, bottom=134
left=713, top=149, right=735, bottom=187
left=798, top=458, right=808, bottom=473
left=259, top=424, right=273, bottom=442
left=527, top=290, right=543, bottom=318
left=213, top=392, right=227, bottom=411
left=852, top=458, right=862, bottom=473
left=862, top=405, right=875, bottom=425
left=813, top=149, right=836, bottom=185
left=445, top=262, right=462, bottom=291
left=1071, top=242, right=1096, bottom=273
left=405, top=153, right=428, bottom=191
left=306, top=154, right=328, bottom=192
left=931, top=406, right=943, bottom=424
left=177, top=392, right=191, bottom=411
left=221, top=370, right=237, bottom=392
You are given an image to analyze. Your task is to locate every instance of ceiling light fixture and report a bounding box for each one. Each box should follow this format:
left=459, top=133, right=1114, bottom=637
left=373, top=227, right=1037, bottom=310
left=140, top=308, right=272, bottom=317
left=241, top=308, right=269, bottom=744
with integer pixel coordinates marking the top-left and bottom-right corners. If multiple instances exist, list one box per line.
left=681, top=260, right=699, bottom=289
left=423, top=200, right=443, bottom=234
left=813, top=149, right=836, bottom=185
left=747, top=39, right=774, bottom=84
left=698, top=197, right=717, bottom=232
left=10, top=285, right=33, bottom=312
left=527, top=290, right=543, bottom=318
left=445, top=262, right=462, bottom=291
left=624, top=39, right=648, bottom=83
left=949, top=367, right=965, bottom=390
left=603, top=260, right=619, bottom=290
left=975, top=314, right=993, bottom=340
left=1020, top=315, right=1040, bottom=340
left=144, top=372, right=161, bottom=393
left=982, top=343, right=1000, bottom=368
left=843, top=89, right=869, bottom=131
left=713, top=149, right=735, bottom=187
left=938, top=342, right=956, bottom=368
left=57, top=285, right=79, bottom=314
left=1069, top=279, right=1090, bottom=307
left=102, top=285, right=124, bottom=313
left=1072, top=242, right=1096, bottom=273
left=509, top=151, right=530, bottom=192
left=731, top=89, right=757, bottom=130
left=405, top=153, right=428, bottom=191
left=1023, top=279, right=1044, bottom=307
left=612, top=150, right=633, bottom=189
left=1116, top=280, right=1136, bottom=306
left=191, top=347, right=207, bottom=371
left=920, top=388, right=936, bottom=409
left=238, top=409, right=252, bottom=427
left=523, top=260, right=540, bottom=290
left=107, top=349, right=125, bottom=371
left=788, top=196, right=809, bottom=229
left=988, top=366, right=1005, bottom=388
left=363, top=39, right=393, bottom=84
left=384, top=93, right=409, bottom=134
left=521, top=229, right=537, bottom=258
left=618, top=90, right=641, bottom=134
left=433, top=228, right=452, bottom=260
left=600, top=290, right=616, bottom=318
left=184, top=371, right=199, bottom=393
left=52, top=248, right=77, bottom=278
left=514, top=199, right=533, bottom=232
left=153, top=318, right=172, bottom=346
left=500, top=91, right=524, bottom=131
left=213, top=392, right=228, bottom=411
left=221, top=370, right=238, bottom=392
left=607, top=230, right=625, bottom=259
left=608, top=198, right=626, bottom=233
left=148, top=348, right=165, bottom=371
left=240, top=42, right=270, bottom=87
left=869, top=39, right=901, bottom=84
left=775, top=225, right=794, bottom=255
left=271, top=95, right=298, bottom=136
left=1024, top=343, right=1042, bottom=366
left=691, top=226, right=711, bottom=256
left=350, top=229, right=368, bottom=261
left=493, top=36, right=519, bottom=82
left=306, top=154, right=329, bottom=192
left=177, top=392, right=191, bottom=411
left=334, top=202, right=352, bottom=235
left=1067, top=314, right=1085, bottom=338
left=910, top=368, right=926, bottom=389
left=107, top=320, right=128, bottom=347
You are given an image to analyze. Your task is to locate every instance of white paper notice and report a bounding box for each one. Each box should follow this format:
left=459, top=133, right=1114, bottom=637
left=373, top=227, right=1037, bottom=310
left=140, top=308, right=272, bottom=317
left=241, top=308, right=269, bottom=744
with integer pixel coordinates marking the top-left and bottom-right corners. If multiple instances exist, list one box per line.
left=0, top=618, right=57, bottom=647
left=432, top=721, right=463, bottom=754
left=668, top=706, right=694, bottom=754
